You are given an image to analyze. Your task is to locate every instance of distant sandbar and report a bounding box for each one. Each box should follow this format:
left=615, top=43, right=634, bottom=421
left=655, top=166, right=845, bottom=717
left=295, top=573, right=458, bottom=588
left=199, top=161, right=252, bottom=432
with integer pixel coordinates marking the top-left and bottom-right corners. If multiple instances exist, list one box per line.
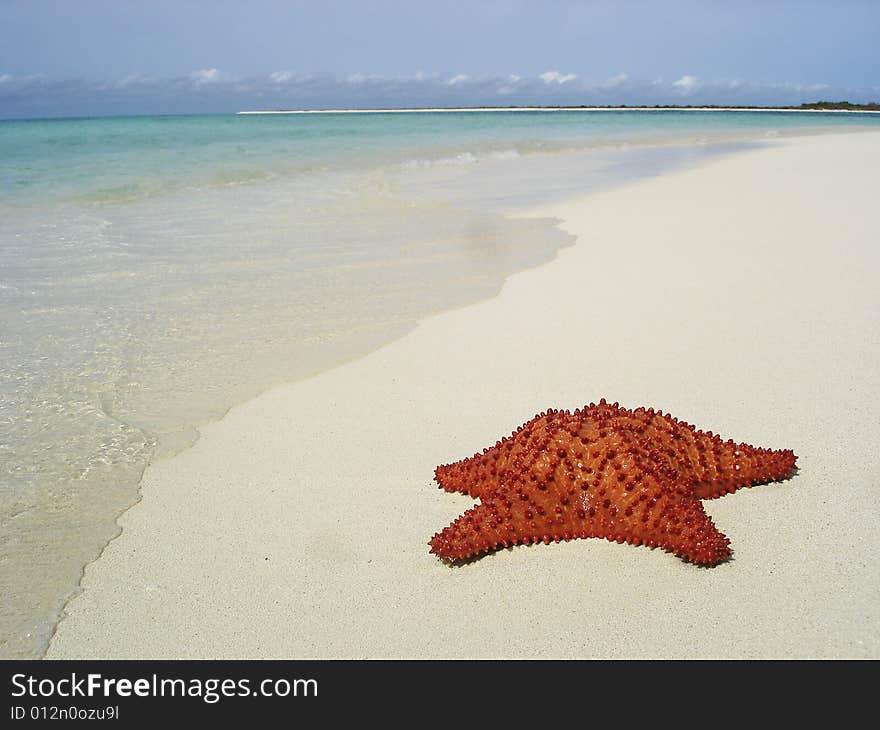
left=238, top=106, right=880, bottom=115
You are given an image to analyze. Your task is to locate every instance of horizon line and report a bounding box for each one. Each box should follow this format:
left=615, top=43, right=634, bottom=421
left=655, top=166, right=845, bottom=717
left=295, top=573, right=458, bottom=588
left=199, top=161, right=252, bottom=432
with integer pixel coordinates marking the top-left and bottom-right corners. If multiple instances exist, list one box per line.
left=237, top=105, right=880, bottom=115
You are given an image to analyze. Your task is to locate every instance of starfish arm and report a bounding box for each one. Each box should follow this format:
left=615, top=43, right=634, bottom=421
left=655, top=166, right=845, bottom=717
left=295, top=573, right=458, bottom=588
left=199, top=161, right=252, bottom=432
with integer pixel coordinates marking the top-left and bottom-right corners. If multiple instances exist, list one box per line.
left=428, top=487, right=731, bottom=567
left=631, top=409, right=797, bottom=499
left=684, top=434, right=797, bottom=500
left=433, top=411, right=554, bottom=498
left=428, top=499, right=523, bottom=562
left=649, top=497, right=732, bottom=566
left=434, top=451, right=504, bottom=499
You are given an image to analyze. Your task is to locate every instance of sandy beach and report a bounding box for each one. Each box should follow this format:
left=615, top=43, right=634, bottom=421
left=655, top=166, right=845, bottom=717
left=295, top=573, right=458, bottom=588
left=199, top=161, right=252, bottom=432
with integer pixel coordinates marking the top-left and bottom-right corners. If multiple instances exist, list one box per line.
left=47, top=131, right=880, bottom=659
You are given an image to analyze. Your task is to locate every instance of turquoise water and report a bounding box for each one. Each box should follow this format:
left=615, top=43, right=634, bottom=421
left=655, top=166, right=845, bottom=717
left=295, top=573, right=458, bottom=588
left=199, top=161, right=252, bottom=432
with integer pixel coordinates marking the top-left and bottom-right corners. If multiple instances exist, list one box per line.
left=4, top=110, right=879, bottom=206
left=1, top=110, right=879, bottom=659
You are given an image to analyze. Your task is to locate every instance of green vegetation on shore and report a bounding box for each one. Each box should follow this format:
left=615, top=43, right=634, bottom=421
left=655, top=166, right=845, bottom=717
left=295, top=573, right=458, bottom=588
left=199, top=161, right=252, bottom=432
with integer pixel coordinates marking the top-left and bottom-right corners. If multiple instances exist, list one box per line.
left=569, top=101, right=880, bottom=111
left=797, top=101, right=880, bottom=111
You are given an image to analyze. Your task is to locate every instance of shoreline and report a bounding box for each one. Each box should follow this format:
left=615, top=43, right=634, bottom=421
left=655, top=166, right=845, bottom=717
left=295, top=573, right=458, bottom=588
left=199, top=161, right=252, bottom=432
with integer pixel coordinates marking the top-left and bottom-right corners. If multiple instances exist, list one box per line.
left=48, top=131, right=880, bottom=658
left=238, top=106, right=880, bottom=114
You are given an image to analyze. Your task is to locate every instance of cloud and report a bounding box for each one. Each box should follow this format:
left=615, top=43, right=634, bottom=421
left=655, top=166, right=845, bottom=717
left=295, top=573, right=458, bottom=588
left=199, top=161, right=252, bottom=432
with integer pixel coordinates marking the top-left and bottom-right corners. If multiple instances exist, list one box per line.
left=190, top=68, right=235, bottom=85
left=601, top=73, right=628, bottom=89
left=540, top=70, right=578, bottom=84
left=672, top=74, right=699, bottom=94
left=1, top=69, right=877, bottom=119
left=346, top=73, right=380, bottom=84
left=268, top=71, right=294, bottom=84
left=100, top=73, right=158, bottom=91
left=0, top=72, right=46, bottom=86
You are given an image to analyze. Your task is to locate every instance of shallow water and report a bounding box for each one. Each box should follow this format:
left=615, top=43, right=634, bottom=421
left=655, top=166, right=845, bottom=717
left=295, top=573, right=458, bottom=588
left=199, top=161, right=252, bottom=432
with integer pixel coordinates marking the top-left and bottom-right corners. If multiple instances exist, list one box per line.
left=1, top=110, right=879, bottom=658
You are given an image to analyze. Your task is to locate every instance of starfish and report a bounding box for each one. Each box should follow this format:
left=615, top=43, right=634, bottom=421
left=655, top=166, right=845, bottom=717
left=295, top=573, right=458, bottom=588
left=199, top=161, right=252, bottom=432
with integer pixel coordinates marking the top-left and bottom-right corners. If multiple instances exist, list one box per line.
left=429, top=400, right=797, bottom=566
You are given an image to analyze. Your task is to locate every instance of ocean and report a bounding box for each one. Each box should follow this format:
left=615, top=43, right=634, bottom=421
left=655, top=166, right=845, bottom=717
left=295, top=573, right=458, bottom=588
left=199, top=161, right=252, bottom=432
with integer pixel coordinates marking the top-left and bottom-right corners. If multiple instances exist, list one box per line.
left=1, top=109, right=878, bottom=658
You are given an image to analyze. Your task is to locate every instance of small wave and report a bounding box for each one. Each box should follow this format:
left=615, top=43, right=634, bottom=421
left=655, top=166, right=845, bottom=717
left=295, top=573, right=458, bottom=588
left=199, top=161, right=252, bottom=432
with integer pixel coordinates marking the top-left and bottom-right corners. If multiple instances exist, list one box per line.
left=74, top=181, right=173, bottom=204
left=210, top=168, right=276, bottom=186
left=489, top=149, right=521, bottom=160
left=400, top=152, right=476, bottom=169
left=400, top=148, right=522, bottom=169
left=66, top=169, right=277, bottom=206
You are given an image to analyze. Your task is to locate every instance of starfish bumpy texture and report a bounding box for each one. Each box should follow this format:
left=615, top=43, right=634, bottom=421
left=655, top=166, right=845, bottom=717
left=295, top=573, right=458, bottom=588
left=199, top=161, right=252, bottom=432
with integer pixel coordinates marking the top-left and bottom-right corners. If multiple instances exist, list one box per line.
left=430, top=400, right=797, bottom=566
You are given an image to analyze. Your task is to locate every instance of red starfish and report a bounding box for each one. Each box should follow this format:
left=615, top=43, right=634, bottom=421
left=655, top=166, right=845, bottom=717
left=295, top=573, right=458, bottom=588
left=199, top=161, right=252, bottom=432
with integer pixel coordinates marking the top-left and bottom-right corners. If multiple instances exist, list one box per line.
left=429, top=400, right=797, bottom=566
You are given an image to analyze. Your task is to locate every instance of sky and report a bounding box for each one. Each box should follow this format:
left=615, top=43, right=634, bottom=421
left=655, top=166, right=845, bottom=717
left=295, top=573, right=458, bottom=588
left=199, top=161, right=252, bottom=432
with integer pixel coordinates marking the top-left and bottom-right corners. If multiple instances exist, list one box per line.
left=0, top=0, right=878, bottom=118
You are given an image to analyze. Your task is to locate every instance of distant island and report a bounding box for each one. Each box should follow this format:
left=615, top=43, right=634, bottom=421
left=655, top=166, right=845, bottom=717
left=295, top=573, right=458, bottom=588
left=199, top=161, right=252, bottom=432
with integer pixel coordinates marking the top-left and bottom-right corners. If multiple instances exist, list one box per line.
left=239, top=101, right=880, bottom=115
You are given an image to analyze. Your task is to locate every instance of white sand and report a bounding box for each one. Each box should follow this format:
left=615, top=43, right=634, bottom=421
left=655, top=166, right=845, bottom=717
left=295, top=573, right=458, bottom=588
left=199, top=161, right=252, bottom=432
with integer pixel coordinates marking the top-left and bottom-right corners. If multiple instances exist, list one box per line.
left=48, top=132, right=880, bottom=658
